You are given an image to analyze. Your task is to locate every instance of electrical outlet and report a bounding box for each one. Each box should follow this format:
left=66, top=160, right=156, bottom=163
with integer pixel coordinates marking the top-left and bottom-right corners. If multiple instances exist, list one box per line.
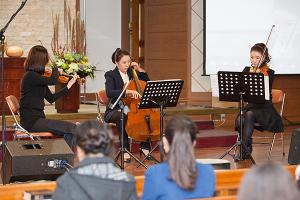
left=220, top=114, right=226, bottom=121
left=211, top=113, right=220, bottom=121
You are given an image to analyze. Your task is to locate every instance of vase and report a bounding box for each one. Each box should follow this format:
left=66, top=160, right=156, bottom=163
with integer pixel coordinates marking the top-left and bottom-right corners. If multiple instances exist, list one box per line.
left=55, top=82, right=80, bottom=113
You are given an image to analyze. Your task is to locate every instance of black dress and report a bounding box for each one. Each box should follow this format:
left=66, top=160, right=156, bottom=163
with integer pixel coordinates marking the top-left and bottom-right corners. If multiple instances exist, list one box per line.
left=104, top=67, right=150, bottom=150
left=235, top=67, right=284, bottom=153
left=20, top=68, right=76, bottom=147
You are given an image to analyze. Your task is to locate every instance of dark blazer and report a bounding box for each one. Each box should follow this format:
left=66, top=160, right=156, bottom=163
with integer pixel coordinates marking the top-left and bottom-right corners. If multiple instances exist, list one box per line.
left=104, top=67, right=150, bottom=122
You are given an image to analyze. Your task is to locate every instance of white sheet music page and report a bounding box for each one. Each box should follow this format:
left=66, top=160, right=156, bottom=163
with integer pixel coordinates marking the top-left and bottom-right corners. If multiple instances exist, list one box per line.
left=264, top=76, right=270, bottom=100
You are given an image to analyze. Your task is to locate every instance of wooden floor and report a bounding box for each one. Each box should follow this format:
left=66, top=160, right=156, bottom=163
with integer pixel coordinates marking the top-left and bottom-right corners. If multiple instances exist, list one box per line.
left=0, top=126, right=296, bottom=184
left=116, top=126, right=295, bottom=176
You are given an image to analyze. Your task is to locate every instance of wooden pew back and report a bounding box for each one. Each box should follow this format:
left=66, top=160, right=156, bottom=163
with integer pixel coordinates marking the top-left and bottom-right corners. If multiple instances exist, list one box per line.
left=0, top=165, right=296, bottom=199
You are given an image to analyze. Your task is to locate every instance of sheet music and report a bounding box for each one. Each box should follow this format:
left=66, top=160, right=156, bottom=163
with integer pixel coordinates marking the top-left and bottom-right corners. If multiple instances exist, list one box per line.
left=109, top=82, right=129, bottom=109
left=264, top=76, right=270, bottom=100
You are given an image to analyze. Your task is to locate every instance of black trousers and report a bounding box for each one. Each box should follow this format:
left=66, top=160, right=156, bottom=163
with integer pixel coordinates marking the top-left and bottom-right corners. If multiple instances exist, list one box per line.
left=30, top=118, right=76, bottom=147
left=235, top=111, right=255, bottom=153
left=108, top=111, right=150, bottom=150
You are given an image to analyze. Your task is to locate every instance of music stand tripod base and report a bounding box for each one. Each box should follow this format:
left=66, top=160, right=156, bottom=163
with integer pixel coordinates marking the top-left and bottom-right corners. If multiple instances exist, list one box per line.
left=136, top=79, right=184, bottom=168
left=217, top=71, right=267, bottom=164
left=110, top=83, right=148, bottom=169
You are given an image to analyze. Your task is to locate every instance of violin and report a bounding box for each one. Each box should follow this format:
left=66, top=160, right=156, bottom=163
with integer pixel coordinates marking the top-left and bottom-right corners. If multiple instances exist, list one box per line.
left=43, top=71, right=71, bottom=84
left=250, top=64, right=269, bottom=76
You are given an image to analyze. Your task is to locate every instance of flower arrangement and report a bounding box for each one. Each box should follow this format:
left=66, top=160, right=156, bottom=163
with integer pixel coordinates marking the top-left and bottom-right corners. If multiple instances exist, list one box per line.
left=51, top=0, right=95, bottom=79
left=52, top=53, right=95, bottom=79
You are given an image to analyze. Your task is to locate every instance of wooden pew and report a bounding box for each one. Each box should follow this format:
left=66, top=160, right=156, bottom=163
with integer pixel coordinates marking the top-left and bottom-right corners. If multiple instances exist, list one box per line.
left=0, top=165, right=296, bottom=199
left=214, top=165, right=296, bottom=196
left=200, top=196, right=237, bottom=200
left=0, top=181, right=56, bottom=200
left=136, top=165, right=296, bottom=198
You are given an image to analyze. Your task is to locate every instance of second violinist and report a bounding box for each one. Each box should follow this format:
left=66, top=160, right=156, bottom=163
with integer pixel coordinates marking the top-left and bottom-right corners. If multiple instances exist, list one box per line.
left=235, top=43, right=284, bottom=159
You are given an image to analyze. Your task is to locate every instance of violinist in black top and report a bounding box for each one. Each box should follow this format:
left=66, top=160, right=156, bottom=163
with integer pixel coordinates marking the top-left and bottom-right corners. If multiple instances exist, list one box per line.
left=235, top=43, right=284, bottom=159
left=104, top=48, right=150, bottom=162
left=20, top=45, right=79, bottom=147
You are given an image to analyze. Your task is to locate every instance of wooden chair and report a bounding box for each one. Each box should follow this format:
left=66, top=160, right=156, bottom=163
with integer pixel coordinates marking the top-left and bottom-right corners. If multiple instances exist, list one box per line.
left=253, top=89, right=286, bottom=159
left=95, top=90, right=148, bottom=155
left=5, top=95, right=54, bottom=140
left=95, top=90, right=109, bottom=123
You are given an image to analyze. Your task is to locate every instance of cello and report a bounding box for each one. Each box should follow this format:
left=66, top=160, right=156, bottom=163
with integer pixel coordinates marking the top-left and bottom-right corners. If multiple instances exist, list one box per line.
left=124, top=67, right=162, bottom=142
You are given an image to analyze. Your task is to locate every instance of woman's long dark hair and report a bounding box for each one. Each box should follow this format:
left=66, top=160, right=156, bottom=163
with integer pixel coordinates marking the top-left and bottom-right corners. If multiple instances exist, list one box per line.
left=165, top=116, right=198, bottom=190
left=250, top=43, right=271, bottom=67
left=24, top=45, right=49, bottom=74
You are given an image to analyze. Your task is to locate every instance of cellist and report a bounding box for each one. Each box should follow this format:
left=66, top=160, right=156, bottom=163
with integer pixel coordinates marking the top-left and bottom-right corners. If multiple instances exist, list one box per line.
left=235, top=43, right=284, bottom=159
left=104, top=48, right=151, bottom=163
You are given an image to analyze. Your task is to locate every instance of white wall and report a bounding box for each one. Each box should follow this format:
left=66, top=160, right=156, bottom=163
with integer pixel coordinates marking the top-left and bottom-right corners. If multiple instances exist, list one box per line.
left=206, top=0, right=300, bottom=75
left=81, top=0, right=121, bottom=93
left=191, top=0, right=211, bottom=93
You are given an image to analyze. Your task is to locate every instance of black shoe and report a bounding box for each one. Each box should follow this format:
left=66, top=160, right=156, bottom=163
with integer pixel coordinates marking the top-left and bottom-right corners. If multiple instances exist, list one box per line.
left=124, top=153, right=131, bottom=163
left=140, top=148, right=155, bottom=160
left=235, top=147, right=252, bottom=160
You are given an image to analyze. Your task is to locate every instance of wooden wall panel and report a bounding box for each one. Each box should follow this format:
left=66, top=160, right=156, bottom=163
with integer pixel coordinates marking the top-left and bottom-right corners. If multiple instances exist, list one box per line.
left=121, top=0, right=130, bottom=50
left=147, top=33, right=187, bottom=59
left=148, top=0, right=186, bottom=5
left=273, top=75, right=300, bottom=123
left=145, top=0, right=189, bottom=100
left=146, top=60, right=187, bottom=97
left=148, top=5, right=186, bottom=32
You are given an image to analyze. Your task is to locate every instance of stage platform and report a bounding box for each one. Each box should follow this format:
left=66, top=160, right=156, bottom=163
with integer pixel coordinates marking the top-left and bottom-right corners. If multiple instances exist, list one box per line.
left=2, top=103, right=239, bottom=149
left=3, top=103, right=239, bottom=124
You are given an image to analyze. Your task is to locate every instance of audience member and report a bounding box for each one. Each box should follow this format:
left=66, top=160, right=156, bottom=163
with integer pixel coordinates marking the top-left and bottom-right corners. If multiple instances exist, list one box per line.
left=141, top=116, right=215, bottom=200
left=238, top=161, right=299, bottom=200
left=53, top=120, right=137, bottom=200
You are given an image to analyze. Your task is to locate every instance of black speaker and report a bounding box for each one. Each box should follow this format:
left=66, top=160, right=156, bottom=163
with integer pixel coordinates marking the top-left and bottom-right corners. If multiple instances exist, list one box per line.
left=3, top=139, right=74, bottom=184
left=288, top=129, right=300, bottom=165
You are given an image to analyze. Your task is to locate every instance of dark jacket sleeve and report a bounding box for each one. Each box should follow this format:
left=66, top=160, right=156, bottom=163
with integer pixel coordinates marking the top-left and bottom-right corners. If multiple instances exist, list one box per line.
left=105, top=71, right=124, bottom=99
left=29, top=68, right=59, bottom=86
left=242, top=66, right=250, bottom=72
left=137, top=72, right=150, bottom=81
left=45, top=86, right=69, bottom=103
left=268, top=69, right=275, bottom=88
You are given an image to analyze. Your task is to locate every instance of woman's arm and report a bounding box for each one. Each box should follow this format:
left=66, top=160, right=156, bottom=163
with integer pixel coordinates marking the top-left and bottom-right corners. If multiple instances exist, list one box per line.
left=29, top=67, right=59, bottom=86
left=45, top=86, right=69, bottom=103
left=45, top=75, right=78, bottom=103
left=131, top=61, right=150, bottom=81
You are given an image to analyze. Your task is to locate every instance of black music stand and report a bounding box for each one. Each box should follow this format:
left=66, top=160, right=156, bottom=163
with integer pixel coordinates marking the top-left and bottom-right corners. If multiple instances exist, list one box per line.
left=136, top=79, right=184, bottom=167
left=218, top=71, right=269, bottom=164
left=111, top=83, right=148, bottom=169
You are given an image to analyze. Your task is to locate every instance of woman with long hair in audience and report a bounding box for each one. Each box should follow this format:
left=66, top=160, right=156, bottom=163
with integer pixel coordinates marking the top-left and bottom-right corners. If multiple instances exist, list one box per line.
left=141, top=116, right=215, bottom=200
left=53, top=120, right=137, bottom=200
left=20, top=45, right=78, bottom=147
left=238, top=161, right=299, bottom=200
left=235, top=43, right=284, bottom=159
